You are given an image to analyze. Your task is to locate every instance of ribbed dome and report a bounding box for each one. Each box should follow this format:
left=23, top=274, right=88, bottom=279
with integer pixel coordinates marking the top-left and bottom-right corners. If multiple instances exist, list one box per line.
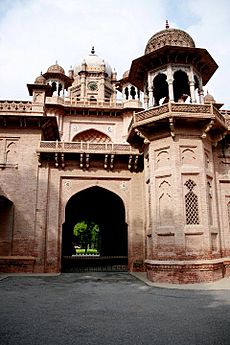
left=74, top=48, right=112, bottom=77
left=145, top=27, right=196, bottom=55
left=34, top=74, right=46, bottom=84
left=47, top=63, right=65, bottom=74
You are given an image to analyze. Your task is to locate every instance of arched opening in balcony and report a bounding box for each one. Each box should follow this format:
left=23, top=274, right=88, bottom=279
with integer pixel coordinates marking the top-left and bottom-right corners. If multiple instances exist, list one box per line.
left=153, top=73, right=169, bottom=106
left=173, top=70, right=190, bottom=102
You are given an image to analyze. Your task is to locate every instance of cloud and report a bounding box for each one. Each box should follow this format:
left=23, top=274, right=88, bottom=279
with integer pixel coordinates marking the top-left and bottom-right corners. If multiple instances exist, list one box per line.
left=0, top=0, right=229, bottom=108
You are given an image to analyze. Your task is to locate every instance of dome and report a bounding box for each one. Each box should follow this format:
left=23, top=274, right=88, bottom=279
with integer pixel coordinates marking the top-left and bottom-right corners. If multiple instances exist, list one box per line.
left=122, top=70, right=130, bottom=79
left=74, top=47, right=112, bottom=77
left=204, top=91, right=216, bottom=104
left=145, top=26, right=196, bottom=55
left=34, top=74, right=46, bottom=84
left=47, top=62, right=65, bottom=74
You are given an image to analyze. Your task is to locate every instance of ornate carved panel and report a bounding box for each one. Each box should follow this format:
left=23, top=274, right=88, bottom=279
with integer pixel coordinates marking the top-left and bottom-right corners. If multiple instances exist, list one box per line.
left=157, top=179, right=173, bottom=226
left=156, top=149, right=170, bottom=169
left=0, top=138, right=18, bottom=167
left=181, top=147, right=196, bottom=166
left=6, top=141, right=17, bottom=164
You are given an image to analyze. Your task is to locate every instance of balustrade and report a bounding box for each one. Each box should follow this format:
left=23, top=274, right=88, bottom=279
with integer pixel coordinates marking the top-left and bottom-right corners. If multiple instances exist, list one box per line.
left=38, top=141, right=139, bottom=154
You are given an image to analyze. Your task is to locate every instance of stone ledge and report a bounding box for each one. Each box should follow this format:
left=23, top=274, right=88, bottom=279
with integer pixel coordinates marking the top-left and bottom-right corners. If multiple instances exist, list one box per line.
left=0, top=256, right=36, bottom=273
left=0, top=256, right=35, bottom=260
left=145, top=257, right=230, bottom=266
left=145, top=257, right=230, bottom=284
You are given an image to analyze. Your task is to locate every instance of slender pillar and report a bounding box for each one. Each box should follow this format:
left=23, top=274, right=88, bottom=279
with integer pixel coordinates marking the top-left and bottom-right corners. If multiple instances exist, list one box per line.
left=199, top=88, right=204, bottom=104
left=167, top=65, right=174, bottom=101
left=189, top=81, right=196, bottom=103
left=148, top=87, right=154, bottom=107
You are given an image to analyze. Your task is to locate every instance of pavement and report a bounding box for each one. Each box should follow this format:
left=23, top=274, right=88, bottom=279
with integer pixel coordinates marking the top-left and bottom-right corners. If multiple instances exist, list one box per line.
left=1, top=272, right=230, bottom=345
left=131, top=272, right=230, bottom=290
left=1, top=271, right=230, bottom=290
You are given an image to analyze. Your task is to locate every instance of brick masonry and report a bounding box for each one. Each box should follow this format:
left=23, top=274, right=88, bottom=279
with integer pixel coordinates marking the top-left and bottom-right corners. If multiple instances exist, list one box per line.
left=1, top=26, right=230, bottom=284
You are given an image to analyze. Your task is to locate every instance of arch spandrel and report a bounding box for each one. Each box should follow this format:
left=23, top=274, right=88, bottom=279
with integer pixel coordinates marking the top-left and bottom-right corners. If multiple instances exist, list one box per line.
left=60, top=178, right=130, bottom=225
left=71, top=129, right=112, bottom=143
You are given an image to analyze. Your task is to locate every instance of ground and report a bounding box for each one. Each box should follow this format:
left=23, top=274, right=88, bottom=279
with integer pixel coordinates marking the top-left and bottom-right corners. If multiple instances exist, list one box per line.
left=0, top=273, right=230, bottom=345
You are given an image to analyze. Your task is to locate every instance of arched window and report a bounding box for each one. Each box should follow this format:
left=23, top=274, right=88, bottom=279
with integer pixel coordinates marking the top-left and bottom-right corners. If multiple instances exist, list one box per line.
left=130, top=86, right=136, bottom=100
left=51, top=82, right=57, bottom=95
left=173, top=70, right=190, bottom=102
left=58, top=83, right=63, bottom=96
left=153, top=73, right=169, bottom=106
left=125, top=87, right=129, bottom=100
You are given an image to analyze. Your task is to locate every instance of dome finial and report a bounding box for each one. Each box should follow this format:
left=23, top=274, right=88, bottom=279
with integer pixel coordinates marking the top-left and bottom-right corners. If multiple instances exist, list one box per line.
left=91, top=46, right=95, bottom=55
left=166, top=20, right=169, bottom=29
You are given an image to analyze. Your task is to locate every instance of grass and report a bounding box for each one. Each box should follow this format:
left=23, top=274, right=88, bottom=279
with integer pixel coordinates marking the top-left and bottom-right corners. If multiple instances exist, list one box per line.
left=75, top=248, right=99, bottom=255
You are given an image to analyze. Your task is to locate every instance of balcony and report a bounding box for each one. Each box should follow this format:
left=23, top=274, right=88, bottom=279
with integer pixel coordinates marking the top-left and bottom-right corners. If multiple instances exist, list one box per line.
left=127, top=102, right=230, bottom=145
left=37, top=141, right=142, bottom=171
left=133, top=102, right=226, bottom=127
left=45, top=96, right=123, bottom=110
left=38, top=141, right=139, bottom=154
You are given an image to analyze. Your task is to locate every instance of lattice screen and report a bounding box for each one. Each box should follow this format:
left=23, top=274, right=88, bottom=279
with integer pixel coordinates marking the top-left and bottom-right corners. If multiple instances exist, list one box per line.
left=184, top=179, right=199, bottom=225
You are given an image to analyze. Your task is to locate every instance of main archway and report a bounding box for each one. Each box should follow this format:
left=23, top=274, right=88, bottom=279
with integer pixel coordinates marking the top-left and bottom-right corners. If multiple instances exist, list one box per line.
left=62, top=186, right=128, bottom=272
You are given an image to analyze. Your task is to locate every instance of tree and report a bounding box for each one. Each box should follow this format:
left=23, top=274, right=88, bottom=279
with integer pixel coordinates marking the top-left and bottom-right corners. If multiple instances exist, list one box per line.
left=73, top=220, right=100, bottom=254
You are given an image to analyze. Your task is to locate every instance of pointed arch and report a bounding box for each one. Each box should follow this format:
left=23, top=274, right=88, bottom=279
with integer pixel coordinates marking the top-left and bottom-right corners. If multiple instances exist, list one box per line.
left=153, top=73, right=169, bottom=106
left=62, top=186, right=127, bottom=260
left=173, top=70, right=190, bottom=102
left=72, top=129, right=112, bottom=143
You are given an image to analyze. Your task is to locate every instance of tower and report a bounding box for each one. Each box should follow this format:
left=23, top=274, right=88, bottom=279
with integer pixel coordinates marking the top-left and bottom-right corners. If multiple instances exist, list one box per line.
left=128, top=22, right=228, bottom=283
left=69, top=47, right=117, bottom=104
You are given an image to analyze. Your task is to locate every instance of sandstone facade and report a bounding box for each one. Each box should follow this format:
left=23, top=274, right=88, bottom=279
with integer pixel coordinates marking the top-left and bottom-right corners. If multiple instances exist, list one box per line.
left=1, top=24, right=230, bottom=283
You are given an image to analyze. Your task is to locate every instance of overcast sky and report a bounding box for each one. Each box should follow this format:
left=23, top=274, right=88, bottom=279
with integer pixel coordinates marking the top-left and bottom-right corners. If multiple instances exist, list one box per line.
left=0, top=0, right=230, bottom=108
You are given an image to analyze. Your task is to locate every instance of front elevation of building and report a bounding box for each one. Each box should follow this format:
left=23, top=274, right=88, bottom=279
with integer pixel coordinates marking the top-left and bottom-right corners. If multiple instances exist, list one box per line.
left=1, top=24, right=230, bottom=283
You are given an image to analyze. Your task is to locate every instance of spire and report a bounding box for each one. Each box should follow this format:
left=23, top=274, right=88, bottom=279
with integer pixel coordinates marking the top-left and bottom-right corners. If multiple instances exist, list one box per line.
left=91, top=46, right=95, bottom=55
left=165, top=20, right=169, bottom=29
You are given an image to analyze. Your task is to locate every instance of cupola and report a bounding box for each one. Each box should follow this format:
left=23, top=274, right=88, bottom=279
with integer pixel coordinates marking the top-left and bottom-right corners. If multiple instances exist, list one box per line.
left=42, top=62, right=72, bottom=97
left=129, top=21, right=218, bottom=108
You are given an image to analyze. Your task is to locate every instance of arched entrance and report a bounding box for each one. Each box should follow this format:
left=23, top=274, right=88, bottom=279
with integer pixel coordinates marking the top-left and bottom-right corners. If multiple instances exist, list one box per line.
left=0, top=195, right=13, bottom=256
left=62, top=186, right=128, bottom=272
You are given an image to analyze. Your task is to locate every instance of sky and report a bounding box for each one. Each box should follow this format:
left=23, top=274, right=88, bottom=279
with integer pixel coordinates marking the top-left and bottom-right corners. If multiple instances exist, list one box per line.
left=0, top=0, right=230, bottom=108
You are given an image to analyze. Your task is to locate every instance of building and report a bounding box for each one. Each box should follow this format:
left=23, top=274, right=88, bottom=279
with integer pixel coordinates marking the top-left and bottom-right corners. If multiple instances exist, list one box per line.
left=1, top=23, right=230, bottom=283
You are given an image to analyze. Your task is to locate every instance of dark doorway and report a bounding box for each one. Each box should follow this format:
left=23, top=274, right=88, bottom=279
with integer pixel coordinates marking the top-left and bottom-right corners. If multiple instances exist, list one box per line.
left=0, top=196, right=13, bottom=256
left=62, top=186, right=128, bottom=272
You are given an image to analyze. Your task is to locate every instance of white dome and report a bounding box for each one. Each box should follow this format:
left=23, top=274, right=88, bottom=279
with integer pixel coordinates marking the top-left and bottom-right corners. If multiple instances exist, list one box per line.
left=74, top=48, right=112, bottom=77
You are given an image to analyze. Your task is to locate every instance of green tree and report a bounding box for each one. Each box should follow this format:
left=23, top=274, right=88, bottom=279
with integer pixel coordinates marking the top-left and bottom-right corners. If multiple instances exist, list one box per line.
left=73, top=220, right=100, bottom=254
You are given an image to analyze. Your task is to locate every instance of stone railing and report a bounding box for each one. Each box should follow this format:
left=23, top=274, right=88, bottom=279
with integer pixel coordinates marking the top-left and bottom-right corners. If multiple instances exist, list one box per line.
left=45, top=97, right=123, bottom=109
left=38, top=141, right=139, bottom=154
left=0, top=100, right=32, bottom=112
left=135, top=103, right=219, bottom=123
